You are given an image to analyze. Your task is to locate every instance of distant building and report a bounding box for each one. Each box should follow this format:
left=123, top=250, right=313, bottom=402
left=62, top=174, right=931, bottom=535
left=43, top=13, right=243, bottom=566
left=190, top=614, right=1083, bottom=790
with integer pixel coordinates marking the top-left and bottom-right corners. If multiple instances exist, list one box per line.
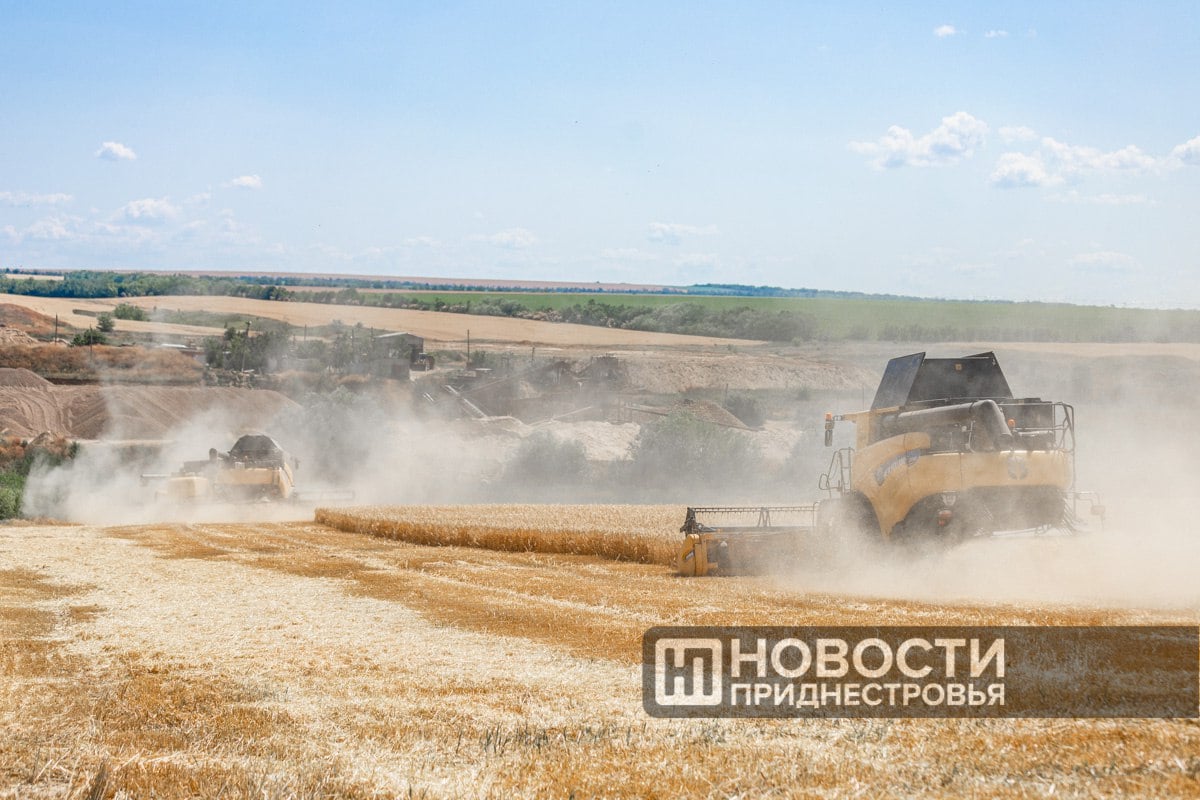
left=371, top=331, right=427, bottom=379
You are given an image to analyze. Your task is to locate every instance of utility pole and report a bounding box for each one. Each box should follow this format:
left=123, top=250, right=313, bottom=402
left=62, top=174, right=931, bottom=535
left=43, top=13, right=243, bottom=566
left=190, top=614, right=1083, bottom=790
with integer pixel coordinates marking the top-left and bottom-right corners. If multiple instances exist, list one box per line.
left=240, top=321, right=250, bottom=374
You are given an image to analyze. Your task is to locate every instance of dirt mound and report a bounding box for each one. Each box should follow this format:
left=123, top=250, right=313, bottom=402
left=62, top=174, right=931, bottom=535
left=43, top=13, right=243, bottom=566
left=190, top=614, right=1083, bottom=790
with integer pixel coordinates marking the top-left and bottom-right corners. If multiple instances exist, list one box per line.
left=0, top=385, right=298, bottom=439
left=0, top=388, right=66, bottom=438
left=0, top=367, right=51, bottom=388
left=533, top=420, right=640, bottom=461
left=623, top=351, right=873, bottom=394
left=0, top=302, right=62, bottom=337
left=0, top=328, right=38, bottom=345
left=672, top=398, right=750, bottom=429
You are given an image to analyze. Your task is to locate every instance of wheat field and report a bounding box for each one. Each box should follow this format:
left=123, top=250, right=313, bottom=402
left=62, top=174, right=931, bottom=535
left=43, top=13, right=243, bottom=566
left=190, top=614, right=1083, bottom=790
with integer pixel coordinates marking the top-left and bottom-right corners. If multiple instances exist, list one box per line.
left=2, top=519, right=1198, bottom=798
left=315, top=504, right=684, bottom=566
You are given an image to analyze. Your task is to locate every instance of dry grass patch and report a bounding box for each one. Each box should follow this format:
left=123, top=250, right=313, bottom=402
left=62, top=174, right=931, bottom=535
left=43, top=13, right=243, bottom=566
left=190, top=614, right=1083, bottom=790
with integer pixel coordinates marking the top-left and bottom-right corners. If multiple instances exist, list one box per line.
left=0, top=343, right=203, bottom=384
left=0, top=560, right=386, bottom=799
left=136, top=521, right=1176, bottom=673
left=0, top=566, right=92, bottom=796
left=87, top=659, right=297, bottom=758
left=316, top=504, right=683, bottom=565
left=105, top=525, right=230, bottom=560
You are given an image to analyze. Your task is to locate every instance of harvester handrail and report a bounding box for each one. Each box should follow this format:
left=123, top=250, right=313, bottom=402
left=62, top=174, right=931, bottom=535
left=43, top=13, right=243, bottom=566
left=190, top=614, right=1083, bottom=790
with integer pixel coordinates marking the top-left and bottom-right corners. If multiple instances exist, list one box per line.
left=1055, top=402, right=1075, bottom=453
left=681, top=505, right=818, bottom=534
left=684, top=505, right=819, bottom=514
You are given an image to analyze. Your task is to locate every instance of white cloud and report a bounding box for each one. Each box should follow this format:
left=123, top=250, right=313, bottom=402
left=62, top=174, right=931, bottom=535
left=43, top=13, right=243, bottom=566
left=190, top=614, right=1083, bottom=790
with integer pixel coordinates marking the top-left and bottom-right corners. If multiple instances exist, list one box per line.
left=26, top=216, right=74, bottom=241
left=0, top=191, right=73, bottom=206
left=1069, top=251, right=1138, bottom=273
left=96, top=141, right=137, bottom=161
left=1048, top=190, right=1150, bottom=206
left=403, top=236, right=439, bottom=247
left=990, top=152, right=1060, bottom=188
left=225, top=174, right=263, bottom=190
left=478, top=228, right=538, bottom=249
left=647, top=222, right=719, bottom=245
left=1, top=191, right=276, bottom=260
left=999, top=126, right=1037, bottom=143
left=117, top=197, right=180, bottom=222
left=934, top=24, right=958, bottom=38
left=673, top=253, right=720, bottom=269
left=984, top=29, right=1009, bottom=38
left=850, top=111, right=988, bottom=169
left=1041, top=137, right=1157, bottom=172
left=600, top=248, right=658, bottom=262
left=992, top=134, right=1168, bottom=189
left=1170, top=135, right=1200, bottom=166
left=950, top=261, right=996, bottom=275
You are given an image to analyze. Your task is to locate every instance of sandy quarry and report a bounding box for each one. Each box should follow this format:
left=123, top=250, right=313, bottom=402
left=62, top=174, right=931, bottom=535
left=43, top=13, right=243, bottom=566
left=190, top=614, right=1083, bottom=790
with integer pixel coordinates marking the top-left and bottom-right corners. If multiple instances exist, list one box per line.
left=0, top=368, right=295, bottom=439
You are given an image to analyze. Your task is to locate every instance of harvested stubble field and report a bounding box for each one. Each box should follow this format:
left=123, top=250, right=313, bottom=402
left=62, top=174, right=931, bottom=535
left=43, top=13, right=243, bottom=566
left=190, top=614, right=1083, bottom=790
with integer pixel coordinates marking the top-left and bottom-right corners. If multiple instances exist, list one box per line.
left=0, top=293, right=757, bottom=347
left=2, top=516, right=1199, bottom=799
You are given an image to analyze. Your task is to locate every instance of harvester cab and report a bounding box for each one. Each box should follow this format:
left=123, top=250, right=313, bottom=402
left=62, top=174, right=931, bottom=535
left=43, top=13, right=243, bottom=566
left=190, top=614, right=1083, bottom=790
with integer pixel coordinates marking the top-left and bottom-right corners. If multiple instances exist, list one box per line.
left=676, top=351, right=1104, bottom=576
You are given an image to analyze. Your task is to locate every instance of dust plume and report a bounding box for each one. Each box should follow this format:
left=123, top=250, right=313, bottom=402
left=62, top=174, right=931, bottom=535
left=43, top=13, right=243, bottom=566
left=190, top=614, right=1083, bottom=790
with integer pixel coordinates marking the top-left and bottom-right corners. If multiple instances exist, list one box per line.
left=775, top=351, right=1200, bottom=612
left=20, top=385, right=511, bottom=524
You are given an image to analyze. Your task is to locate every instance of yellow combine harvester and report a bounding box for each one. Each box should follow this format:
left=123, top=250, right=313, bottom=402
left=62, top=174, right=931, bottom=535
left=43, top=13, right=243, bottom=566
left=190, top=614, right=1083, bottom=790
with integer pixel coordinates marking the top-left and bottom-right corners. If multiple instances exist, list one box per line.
left=154, top=434, right=298, bottom=502
left=678, top=351, right=1104, bottom=576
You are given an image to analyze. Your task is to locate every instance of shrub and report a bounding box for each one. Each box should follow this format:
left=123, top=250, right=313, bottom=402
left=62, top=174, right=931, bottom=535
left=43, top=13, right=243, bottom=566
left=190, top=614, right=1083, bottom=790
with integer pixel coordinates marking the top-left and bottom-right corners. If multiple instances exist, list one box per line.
left=0, top=473, right=22, bottom=519
left=70, top=328, right=107, bottom=346
left=504, top=433, right=589, bottom=488
left=112, top=303, right=148, bottom=321
left=722, top=394, right=765, bottom=428
left=629, top=411, right=758, bottom=498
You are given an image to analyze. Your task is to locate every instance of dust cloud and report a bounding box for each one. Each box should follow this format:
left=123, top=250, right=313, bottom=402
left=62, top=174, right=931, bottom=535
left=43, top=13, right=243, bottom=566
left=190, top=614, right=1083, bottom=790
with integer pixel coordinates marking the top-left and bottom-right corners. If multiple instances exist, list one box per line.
left=20, top=386, right=514, bottom=525
left=774, top=352, right=1200, bottom=612
left=20, top=345, right=1200, bottom=613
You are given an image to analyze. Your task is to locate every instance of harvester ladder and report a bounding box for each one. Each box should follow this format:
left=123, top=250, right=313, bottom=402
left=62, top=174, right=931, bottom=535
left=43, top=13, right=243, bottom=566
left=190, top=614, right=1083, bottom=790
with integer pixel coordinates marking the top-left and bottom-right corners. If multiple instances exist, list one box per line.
left=818, top=447, right=853, bottom=496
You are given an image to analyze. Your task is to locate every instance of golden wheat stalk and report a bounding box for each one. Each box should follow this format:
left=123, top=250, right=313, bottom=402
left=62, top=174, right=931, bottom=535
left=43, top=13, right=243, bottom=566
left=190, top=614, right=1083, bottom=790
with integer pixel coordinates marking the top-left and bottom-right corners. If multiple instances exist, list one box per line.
left=314, top=505, right=682, bottom=566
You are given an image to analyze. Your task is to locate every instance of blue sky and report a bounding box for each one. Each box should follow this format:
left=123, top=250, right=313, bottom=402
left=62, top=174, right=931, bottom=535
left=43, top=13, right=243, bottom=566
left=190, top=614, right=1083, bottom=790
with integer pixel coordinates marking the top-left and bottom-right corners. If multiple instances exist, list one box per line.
left=2, top=1, right=1198, bottom=307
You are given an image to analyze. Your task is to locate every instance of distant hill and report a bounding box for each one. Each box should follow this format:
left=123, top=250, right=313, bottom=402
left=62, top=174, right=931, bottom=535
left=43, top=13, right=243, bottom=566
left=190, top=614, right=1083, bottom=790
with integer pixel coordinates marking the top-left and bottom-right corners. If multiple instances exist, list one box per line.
left=4, top=268, right=1199, bottom=343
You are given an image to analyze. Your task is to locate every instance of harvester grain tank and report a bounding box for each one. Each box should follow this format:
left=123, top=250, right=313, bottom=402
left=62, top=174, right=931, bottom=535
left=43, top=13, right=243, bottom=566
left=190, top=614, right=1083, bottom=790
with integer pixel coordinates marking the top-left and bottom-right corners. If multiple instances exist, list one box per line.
left=677, top=351, right=1104, bottom=576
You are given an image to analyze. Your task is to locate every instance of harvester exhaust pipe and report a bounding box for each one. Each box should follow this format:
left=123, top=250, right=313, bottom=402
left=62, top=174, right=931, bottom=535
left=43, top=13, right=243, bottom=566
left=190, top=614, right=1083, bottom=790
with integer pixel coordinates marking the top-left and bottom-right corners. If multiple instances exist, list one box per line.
left=886, top=400, right=1015, bottom=451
